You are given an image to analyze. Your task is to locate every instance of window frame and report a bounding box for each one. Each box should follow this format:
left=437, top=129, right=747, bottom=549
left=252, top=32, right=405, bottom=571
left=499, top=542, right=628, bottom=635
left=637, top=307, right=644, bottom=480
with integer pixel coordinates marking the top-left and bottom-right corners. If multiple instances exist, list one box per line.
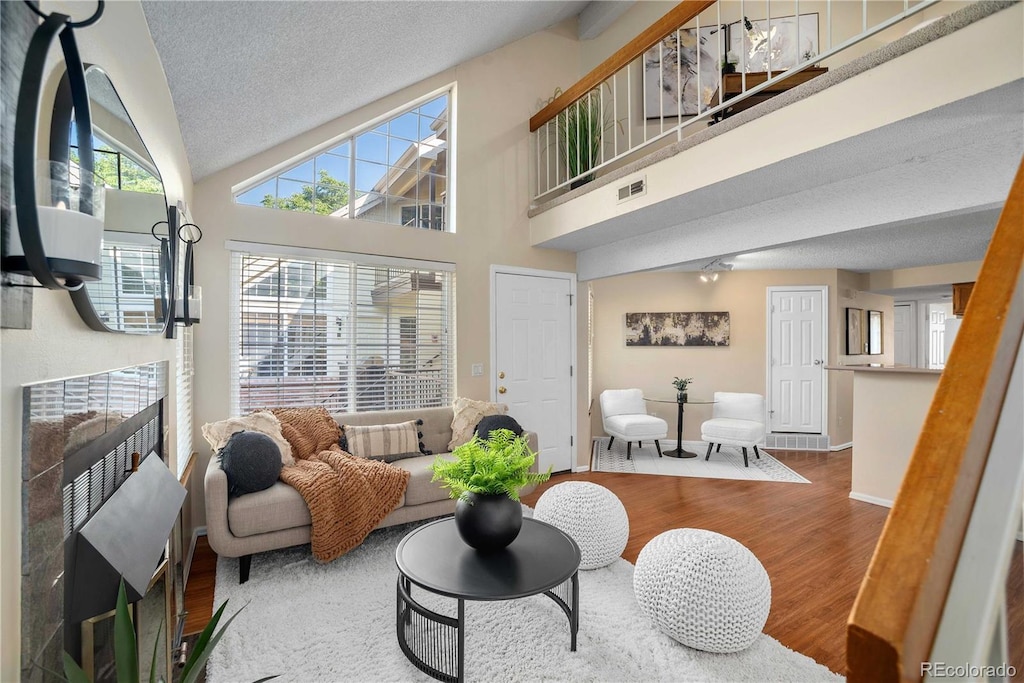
left=232, top=83, right=457, bottom=233
left=227, top=240, right=456, bottom=416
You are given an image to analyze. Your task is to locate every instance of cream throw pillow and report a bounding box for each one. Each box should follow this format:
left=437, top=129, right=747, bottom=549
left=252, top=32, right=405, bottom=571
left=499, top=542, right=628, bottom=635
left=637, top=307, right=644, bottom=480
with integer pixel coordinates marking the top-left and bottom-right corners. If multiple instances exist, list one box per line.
left=201, top=411, right=294, bottom=466
left=448, top=397, right=508, bottom=451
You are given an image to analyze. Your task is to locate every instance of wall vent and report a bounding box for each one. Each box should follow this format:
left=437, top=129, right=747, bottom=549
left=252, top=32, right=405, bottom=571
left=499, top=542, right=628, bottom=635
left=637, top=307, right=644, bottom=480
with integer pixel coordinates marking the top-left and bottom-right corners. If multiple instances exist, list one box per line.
left=617, top=177, right=646, bottom=203
left=765, top=433, right=831, bottom=451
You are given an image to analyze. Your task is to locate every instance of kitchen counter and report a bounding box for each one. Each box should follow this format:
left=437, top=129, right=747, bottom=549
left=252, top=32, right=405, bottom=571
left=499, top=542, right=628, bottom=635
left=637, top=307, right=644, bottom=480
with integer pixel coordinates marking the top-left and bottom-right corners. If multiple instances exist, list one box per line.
left=838, top=367, right=941, bottom=507
left=825, top=364, right=942, bottom=375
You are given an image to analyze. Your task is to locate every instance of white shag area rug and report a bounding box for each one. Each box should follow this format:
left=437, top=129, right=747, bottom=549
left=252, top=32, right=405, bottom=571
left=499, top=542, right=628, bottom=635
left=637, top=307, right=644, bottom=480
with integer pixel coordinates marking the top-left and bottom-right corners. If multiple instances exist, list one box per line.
left=208, top=518, right=839, bottom=682
left=592, top=438, right=810, bottom=484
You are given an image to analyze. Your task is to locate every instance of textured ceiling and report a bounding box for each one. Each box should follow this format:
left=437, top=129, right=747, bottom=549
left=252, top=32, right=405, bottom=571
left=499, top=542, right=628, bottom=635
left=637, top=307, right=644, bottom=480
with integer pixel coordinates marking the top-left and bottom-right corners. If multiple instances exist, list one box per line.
left=566, top=80, right=1023, bottom=280
left=661, top=207, right=1000, bottom=273
left=142, top=0, right=589, bottom=181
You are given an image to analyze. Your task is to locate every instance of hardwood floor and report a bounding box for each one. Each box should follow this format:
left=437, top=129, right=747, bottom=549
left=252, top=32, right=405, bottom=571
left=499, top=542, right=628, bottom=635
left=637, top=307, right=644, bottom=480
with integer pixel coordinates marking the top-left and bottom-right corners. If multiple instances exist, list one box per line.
left=184, top=448, right=1023, bottom=677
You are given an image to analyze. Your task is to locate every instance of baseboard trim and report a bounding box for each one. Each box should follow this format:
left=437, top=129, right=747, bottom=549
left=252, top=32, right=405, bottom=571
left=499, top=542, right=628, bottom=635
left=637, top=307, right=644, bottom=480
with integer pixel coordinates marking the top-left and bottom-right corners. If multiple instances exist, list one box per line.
left=184, top=526, right=206, bottom=589
left=765, top=433, right=830, bottom=451
left=573, top=465, right=590, bottom=473
left=829, top=442, right=853, bottom=452
left=849, top=492, right=894, bottom=508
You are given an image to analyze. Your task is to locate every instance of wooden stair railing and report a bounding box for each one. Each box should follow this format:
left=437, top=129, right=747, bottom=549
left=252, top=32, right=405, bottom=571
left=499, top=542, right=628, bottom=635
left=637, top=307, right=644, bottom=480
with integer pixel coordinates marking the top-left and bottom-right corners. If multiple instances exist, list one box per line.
left=529, top=1, right=715, bottom=132
left=846, top=157, right=1024, bottom=682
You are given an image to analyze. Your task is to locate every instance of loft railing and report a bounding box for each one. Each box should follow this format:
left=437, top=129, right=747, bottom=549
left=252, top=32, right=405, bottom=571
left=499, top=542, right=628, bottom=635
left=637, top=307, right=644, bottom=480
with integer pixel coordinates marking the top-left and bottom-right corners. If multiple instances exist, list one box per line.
left=846, top=156, right=1024, bottom=681
left=530, top=0, right=947, bottom=201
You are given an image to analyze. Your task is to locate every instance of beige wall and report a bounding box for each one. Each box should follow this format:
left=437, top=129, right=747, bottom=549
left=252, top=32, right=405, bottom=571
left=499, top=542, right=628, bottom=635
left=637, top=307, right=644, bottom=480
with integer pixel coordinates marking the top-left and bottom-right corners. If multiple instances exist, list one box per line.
left=590, top=268, right=863, bottom=442
left=0, top=2, right=192, bottom=679
left=850, top=371, right=940, bottom=503
left=867, top=259, right=982, bottom=291
left=188, top=20, right=587, bottom=526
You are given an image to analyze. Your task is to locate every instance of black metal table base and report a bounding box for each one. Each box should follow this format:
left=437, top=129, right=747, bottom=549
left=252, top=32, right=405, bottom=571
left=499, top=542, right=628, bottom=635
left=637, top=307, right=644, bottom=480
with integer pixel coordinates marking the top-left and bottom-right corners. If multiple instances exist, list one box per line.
left=397, top=573, right=579, bottom=683
left=663, top=447, right=699, bottom=459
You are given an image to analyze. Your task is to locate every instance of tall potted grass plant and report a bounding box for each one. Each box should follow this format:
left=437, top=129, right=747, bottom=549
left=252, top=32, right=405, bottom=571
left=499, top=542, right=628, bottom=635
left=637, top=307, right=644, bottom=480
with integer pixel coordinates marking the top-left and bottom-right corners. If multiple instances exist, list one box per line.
left=550, top=87, right=609, bottom=189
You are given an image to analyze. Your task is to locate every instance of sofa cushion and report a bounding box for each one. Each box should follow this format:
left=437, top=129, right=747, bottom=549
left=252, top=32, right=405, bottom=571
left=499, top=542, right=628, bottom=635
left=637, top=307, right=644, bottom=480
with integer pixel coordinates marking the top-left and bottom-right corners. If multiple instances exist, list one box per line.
left=701, top=418, right=764, bottom=442
left=333, top=406, right=454, bottom=457
left=605, top=414, right=667, bottom=438
left=227, top=481, right=313, bottom=537
left=202, top=411, right=294, bottom=466
left=344, top=420, right=422, bottom=463
left=219, top=431, right=283, bottom=495
left=449, top=397, right=507, bottom=451
left=394, top=454, right=451, bottom=507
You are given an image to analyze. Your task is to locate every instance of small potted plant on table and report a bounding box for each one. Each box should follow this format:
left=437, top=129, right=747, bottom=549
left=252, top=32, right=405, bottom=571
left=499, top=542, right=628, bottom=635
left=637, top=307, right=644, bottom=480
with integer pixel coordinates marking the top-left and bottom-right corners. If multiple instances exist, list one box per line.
left=672, top=377, right=694, bottom=403
left=431, top=429, right=551, bottom=552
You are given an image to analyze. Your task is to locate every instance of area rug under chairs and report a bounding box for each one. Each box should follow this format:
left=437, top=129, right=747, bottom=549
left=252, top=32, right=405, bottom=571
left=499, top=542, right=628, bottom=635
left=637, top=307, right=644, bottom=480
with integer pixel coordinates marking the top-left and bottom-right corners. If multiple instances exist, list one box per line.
left=207, top=514, right=839, bottom=682
left=592, top=438, right=810, bottom=484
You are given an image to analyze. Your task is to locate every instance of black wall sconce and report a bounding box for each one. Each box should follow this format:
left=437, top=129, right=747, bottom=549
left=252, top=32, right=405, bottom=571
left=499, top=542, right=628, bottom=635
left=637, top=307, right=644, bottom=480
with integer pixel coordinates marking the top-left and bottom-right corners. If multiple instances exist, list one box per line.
left=3, top=1, right=106, bottom=290
left=175, top=223, right=201, bottom=326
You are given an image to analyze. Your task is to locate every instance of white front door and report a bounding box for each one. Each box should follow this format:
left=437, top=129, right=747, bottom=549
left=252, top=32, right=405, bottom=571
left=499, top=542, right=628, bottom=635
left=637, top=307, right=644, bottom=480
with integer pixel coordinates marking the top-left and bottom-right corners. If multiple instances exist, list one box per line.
left=493, top=271, right=574, bottom=473
left=893, top=302, right=916, bottom=367
left=768, top=288, right=826, bottom=433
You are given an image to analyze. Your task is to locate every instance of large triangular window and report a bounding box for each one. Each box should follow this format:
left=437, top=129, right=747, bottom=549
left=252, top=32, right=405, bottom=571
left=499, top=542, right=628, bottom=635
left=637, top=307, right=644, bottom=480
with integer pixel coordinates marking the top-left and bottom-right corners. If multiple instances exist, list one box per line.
left=234, top=90, right=450, bottom=232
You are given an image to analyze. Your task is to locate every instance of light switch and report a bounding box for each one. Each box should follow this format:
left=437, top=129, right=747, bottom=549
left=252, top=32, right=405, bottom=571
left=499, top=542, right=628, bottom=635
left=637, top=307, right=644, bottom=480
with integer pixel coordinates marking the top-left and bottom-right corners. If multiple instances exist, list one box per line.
left=471, top=363, right=483, bottom=377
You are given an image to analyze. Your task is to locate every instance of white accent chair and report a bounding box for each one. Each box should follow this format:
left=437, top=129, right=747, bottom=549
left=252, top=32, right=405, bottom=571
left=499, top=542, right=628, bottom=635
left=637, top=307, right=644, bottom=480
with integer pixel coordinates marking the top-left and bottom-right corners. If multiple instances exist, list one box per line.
left=599, top=389, right=668, bottom=459
left=701, top=392, right=766, bottom=467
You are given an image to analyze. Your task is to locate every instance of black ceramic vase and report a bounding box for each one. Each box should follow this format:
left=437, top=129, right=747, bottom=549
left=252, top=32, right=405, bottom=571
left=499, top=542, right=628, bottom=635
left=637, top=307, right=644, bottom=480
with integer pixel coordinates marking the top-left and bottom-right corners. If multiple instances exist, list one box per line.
left=454, top=492, right=523, bottom=551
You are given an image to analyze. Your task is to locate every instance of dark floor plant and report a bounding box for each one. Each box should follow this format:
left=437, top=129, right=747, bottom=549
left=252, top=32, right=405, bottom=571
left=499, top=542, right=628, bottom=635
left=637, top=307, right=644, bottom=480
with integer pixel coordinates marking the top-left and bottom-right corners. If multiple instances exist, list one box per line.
left=62, top=579, right=260, bottom=683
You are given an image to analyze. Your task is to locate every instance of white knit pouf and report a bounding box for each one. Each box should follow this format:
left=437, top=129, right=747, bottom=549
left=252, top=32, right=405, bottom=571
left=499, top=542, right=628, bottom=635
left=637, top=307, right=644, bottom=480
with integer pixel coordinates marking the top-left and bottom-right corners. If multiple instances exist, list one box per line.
left=633, top=528, right=771, bottom=653
left=534, top=482, right=629, bottom=570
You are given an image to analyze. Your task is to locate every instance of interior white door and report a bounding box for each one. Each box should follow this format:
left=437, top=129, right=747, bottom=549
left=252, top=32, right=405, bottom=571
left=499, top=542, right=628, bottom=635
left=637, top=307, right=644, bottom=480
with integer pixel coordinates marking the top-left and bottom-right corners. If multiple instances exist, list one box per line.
left=769, top=289, right=824, bottom=433
left=893, top=303, right=915, bottom=367
left=928, top=302, right=953, bottom=369
left=494, top=272, right=573, bottom=473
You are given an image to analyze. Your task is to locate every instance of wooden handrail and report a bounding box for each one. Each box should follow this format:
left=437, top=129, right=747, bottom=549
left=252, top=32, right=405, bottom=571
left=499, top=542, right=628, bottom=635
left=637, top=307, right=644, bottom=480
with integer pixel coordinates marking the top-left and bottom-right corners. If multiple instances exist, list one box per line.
left=529, top=0, right=716, bottom=132
left=847, top=157, right=1024, bottom=681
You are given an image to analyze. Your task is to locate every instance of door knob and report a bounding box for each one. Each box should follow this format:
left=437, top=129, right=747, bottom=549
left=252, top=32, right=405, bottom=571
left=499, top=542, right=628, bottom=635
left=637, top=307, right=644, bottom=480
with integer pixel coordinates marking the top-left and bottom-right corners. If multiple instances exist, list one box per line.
left=498, top=386, right=507, bottom=394
left=498, top=371, right=505, bottom=379
left=814, top=359, right=824, bottom=365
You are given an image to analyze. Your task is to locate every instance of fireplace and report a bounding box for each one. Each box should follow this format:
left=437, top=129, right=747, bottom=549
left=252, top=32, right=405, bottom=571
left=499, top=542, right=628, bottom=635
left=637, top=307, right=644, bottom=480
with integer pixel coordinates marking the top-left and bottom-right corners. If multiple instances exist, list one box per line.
left=20, top=362, right=182, bottom=682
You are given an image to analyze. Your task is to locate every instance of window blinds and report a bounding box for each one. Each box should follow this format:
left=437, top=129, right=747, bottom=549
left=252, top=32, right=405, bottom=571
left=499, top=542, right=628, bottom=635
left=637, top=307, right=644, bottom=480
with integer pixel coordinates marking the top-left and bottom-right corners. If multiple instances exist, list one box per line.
left=229, top=246, right=455, bottom=416
left=88, top=233, right=164, bottom=333
left=175, top=325, right=193, bottom=478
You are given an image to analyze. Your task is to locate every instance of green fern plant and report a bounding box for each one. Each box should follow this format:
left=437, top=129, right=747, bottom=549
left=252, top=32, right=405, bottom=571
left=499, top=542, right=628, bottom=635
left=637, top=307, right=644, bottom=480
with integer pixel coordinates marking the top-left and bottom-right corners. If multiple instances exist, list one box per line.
left=431, top=429, right=551, bottom=502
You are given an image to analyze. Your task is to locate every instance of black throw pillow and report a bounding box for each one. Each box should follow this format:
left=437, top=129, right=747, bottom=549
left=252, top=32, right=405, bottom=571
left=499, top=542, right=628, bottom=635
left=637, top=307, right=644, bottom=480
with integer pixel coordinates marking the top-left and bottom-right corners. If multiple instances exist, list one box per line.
left=219, top=430, right=282, bottom=496
left=474, top=414, right=524, bottom=441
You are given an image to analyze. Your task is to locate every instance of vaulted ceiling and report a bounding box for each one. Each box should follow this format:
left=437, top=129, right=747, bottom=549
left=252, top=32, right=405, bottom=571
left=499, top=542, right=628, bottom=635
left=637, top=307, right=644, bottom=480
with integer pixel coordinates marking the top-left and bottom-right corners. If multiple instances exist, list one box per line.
left=141, top=1, right=598, bottom=181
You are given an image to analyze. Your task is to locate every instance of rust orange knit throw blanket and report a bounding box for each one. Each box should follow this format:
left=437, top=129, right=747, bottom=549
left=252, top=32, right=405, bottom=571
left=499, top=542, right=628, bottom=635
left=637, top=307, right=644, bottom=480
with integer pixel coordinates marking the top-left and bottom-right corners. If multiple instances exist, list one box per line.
left=271, top=407, right=409, bottom=562
left=279, top=446, right=408, bottom=562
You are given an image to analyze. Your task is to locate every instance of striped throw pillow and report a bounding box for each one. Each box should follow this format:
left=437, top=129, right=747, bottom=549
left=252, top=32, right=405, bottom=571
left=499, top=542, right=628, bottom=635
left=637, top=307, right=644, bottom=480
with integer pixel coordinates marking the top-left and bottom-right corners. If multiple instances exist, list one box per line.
left=343, top=421, right=422, bottom=463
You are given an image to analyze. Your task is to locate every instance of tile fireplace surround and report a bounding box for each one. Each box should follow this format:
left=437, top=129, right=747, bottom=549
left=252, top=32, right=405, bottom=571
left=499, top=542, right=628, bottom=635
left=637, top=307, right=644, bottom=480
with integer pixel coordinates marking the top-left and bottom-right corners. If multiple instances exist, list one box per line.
left=20, top=361, right=168, bottom=681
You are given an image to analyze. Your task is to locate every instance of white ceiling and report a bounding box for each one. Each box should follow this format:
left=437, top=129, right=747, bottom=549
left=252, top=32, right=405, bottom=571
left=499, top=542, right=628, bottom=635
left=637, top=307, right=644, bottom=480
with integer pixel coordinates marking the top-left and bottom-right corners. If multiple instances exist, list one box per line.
left=660, top=206, right=1000, bottom=273
left=141, top=0, right=591, bottom=181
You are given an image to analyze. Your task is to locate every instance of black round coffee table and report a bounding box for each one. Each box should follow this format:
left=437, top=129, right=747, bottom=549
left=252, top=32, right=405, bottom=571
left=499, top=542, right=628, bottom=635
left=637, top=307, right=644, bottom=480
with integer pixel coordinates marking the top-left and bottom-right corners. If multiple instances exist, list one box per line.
left=395, top=516, right=581, bottom=683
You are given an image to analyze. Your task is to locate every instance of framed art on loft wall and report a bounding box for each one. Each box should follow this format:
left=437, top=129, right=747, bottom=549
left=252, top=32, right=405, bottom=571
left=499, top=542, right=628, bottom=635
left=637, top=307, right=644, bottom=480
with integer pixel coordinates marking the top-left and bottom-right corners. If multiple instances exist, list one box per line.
left=625, top=312, right=730, bottom=346
left=643, top=25, right=723, bottom=119
left=728, top=13, right=819, bottom=72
